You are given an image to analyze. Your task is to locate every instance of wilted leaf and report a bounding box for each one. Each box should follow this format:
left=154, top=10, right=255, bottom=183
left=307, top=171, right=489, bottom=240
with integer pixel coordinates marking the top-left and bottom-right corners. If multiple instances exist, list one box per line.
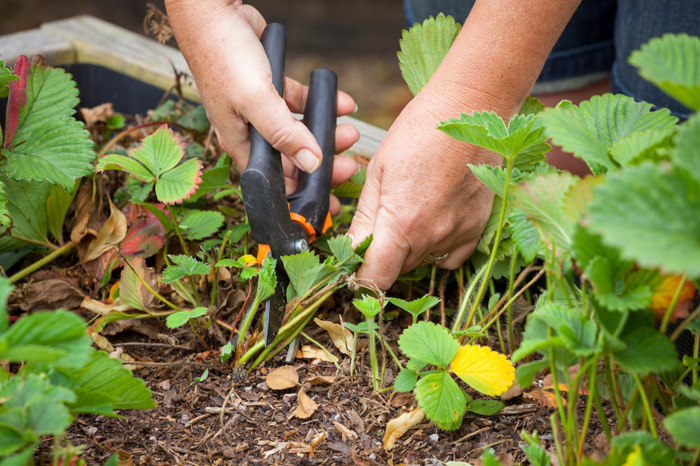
left=306, top=375, right=335, bottom=386
left=650, top=274, right=696, bottom=322
left=298, top=345, right=337, bottom=363
left=80, top=297, right=133, bottom=316
left=266, top=365, right=299, bottom=390
left=314, top=318, right=353, bottom=356
left=80, top=102, right=114, bottom=127
left=293, top=388, right=318, bottom=419
left=84, top=198, right=127, bottom=262
left=450, top=345, right=515, bottom=397
left=120, top=203, right=166, bottom=258
left=17, top=277, right=84, bottom=312
left=524, top=389, right=563, bottom=409
left=118, top=258, right=157, bottom=312
left=383, top=407, right=425, bottom=451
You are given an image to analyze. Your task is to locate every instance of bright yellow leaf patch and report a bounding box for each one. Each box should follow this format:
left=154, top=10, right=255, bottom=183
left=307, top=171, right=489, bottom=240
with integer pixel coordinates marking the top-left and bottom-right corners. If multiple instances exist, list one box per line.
left=450, top=345, right=515, bottom=397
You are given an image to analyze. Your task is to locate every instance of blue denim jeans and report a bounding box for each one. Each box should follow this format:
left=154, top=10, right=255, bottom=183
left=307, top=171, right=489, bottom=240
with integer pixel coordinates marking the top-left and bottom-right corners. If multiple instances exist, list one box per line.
left=404, top=0, right=700, bottom=119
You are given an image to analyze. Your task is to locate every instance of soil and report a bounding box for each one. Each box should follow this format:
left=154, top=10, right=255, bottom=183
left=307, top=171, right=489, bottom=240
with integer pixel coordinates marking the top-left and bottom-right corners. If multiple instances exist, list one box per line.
left=31, top=303, right=608, bottom=466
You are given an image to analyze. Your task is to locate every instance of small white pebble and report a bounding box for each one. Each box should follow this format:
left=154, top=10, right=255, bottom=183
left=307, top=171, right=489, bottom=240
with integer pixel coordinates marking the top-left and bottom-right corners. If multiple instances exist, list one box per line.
left=369, top=453, right=376, bottom=460
left=87, top=427, right=98, bottom=435
left=429, top=434, right=439, bottom=442
left=243, top=386, right=253, bottom=392
left=332, top=413, right=341, bottom=421
left=149, top=436, right=157, bottom=442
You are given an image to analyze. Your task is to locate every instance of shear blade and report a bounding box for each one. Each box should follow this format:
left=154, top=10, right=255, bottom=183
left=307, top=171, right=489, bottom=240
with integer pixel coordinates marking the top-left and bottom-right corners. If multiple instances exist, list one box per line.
left=263, top=261, right=290, bottom=347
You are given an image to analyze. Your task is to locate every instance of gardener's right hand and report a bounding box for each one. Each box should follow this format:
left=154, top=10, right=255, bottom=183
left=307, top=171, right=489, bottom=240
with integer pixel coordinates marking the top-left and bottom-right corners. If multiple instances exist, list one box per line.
left=165, top=0, right=359, bottom=179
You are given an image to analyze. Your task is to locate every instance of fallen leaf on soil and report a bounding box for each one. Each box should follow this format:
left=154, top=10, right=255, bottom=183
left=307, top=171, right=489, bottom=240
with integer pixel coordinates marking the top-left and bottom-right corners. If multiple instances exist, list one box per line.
left=81, top=102, right=114, bottom=127
left=501, top=382, right=526, bottom=400
left=390, top=392, right=413, bottom=407
left=306, top=375, right=335, bottom=386
left=314, top=317, right=353, bottom=356
left=81, top=297, right=133, bottom=315
left=119, top=258, right=156, bottom=311
left=297, top=345, right=337, bottom=363
left=266, top=365, right=299, bottom=390
left=309, top=430, right=326, bottom=456
left=17, top=278, right=85, bottom=312
left=70, top=181, right=97, bottom=244
left=383, top=407, right=425, bottom=451
left=333, top=421, right=358, bottom=441
left=650, top=274, right=696, bottom=323
left=92, top=333, right=114, bottom=352
left=293, top=388, right=318, bottom=419
left=542, top=365, right=588, bottom=395
left=524, top=388, right=565, bottom=408
left=84, top=198, right=127, bottom=262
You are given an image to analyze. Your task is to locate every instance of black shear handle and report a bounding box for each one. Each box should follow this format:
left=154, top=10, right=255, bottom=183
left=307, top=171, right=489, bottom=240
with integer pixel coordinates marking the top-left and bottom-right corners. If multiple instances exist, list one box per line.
left=288, top=69, right=337, bottom=234
left=241, top=23, right=306, bottom=257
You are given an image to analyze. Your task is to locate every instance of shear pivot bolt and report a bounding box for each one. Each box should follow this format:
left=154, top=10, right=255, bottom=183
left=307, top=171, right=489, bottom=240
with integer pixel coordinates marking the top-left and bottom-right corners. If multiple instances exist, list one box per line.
left=294, top=239, right=309, bottom=253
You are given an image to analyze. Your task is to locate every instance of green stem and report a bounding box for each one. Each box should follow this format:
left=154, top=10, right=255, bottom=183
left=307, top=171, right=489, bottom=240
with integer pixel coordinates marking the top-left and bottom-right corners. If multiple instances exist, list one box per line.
left=211, top=230, right=232, bottom=306
left=478, top=269, right=545, bottom=331
left=191, top=279, right=201, bottom=307
left=466, top=155, right=515, bottom=329
left=577, top=361, right=598, bottom=463
left=661, top=274, right=687, bottom=334
left=694, top=333, right=699, bottom=385
left=349, top=331, right=358, bottom=378
left=594, top=385, right=612, bottom=442
left=671, top=303, right=700, bottom=342
left=238, top=288, right=336, bottom=366
left=605, top=358, right=624, bottom=426
left=301, top=332, right=339, bottom=368
left=8, top=241, right=76, bottom=284
left=166, top=204, right=190, bottom=257
left=381, top=335, right=404, bottom=370
left=634, top=374, right=657, bottom=437
left=10, top=234, right=59, bottom=250
left=189, top=319, right=210, bottom=351
left=368, top=315, right=379, bottom=392
left=548, top=346, right=570, bottom=452
left=506, top=251, right=518, bottom=353
left=122, top=255, right=183, bottom=313
left=452, top=264, right=487, bottom=333
left=236, top=297, right=260, bottom=355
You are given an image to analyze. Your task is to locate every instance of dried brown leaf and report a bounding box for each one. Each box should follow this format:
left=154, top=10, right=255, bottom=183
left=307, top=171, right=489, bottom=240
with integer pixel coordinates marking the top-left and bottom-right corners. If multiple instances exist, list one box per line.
left=501, top=382, right=526, bottom=400
left=81, top=297, right=133, bottom=315
left=84, top=198, right=127, bottom=262
left=314, top=317, right=354, bottom=356
left=293, top=388, right=318, bottom=419
left=18, top=278, right=84, bottom=312
left=266, top=365, right=299, bottom=390
left=91, top=333, right=114, bottom=352
left=309, top=430, right=326, bottom=456
left=297, top=345, right=337, bottom=363
left=81, top=102, right=114, bottom=127
left=119, top=257, right=156, bottom=311
left=71, top=182, right=96, bottom=244
left=306, top=375, right=335, bottom=386
left=523, top=389, right=565, bottom=408
left=333, top=421, right=358, bottom=441
left=383, top=407, right=425, bottom=451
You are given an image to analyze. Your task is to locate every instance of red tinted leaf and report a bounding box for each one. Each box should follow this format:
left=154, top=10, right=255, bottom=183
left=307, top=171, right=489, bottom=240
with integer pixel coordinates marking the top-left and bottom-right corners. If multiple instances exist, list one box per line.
left=4, top=55, right=31, bottom=147
left=120, top=203, right=166, bottom=258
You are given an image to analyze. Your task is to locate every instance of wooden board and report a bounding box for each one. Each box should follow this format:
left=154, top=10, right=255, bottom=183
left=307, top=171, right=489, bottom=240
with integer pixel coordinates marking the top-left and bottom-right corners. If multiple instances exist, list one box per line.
left=1, top=15, right=386, bottom=157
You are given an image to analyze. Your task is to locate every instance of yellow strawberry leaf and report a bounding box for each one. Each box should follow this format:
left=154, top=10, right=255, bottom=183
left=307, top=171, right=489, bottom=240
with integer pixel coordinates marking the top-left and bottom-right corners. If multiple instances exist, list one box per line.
left=450, top=345, right=515, bottom=397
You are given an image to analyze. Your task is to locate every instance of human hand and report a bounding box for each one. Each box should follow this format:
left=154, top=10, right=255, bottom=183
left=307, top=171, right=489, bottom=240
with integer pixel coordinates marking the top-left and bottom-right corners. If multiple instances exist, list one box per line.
left=347, top=88, right=502, bottom=290
left=165, top=0, right=360, bottom=213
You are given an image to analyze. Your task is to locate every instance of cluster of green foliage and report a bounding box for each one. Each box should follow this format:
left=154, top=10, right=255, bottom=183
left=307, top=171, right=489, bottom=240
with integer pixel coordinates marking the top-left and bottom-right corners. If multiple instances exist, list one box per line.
left=0, top=277, right=154, bottom=463
left=395, top=15, right=700, bottom=465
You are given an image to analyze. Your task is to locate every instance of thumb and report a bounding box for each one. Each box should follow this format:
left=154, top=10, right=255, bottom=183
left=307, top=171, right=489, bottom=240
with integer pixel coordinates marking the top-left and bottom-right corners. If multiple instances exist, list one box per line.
left=242, top=82, right=322, bottom=173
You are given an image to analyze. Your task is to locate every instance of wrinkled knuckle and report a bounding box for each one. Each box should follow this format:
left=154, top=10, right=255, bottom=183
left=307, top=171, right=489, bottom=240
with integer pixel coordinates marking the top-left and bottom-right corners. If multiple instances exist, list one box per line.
left=266, top=125, right=296, bottom=151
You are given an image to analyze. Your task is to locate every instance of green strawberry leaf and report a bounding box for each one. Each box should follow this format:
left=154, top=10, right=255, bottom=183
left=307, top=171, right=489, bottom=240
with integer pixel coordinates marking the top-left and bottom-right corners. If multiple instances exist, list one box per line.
left=588, top=163, right=700, bottom=278
left=162, top=254, right=210, bottom=283
left=0, top=59, right=18, bottom=99
left=398, top=14, right=461, bottom=96
left=630, top=33, right=700, bottom=111
left=166, top=307, right=208, bottom=329
left=438, top=111, right=549, bottom=163
left=353, top=295, right=383, bottom=319
left=664, top=406, right=700, bottom=448
left=328, top=235, right=364, bottom=272
left=179, top=209, right=225, bottom=240
left=156, top=158, right=203, bottom=204
left=394, top=368, right=418, bottom=392
left=0, top=180, right=9, bottom=234
left=389, top=295, right=441, bottom=320
left=96, top=154, right=155, bottom=182
left=670, top=113, right=700, bottom=183
left=613, top=313, right=678, bottom=375
left=188, top=153, right=231, bottom=202
left=508, top=208, right=542, bottom=262
left=256, top=256, right=277, bottom=302
left=466, top=399, right=505, bottom=416
left=542, top=94, right=678, bottom=175
left=331, top=180, right=363, bottom=198
left=414, top=371, right=466, bottom=430
left=2, top=56, right=95, bottom=189
left=398, top=321, right=459, bottom=368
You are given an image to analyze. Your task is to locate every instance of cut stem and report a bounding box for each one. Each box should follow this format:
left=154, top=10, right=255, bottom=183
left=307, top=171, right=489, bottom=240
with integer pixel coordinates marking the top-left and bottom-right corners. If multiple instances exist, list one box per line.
left=9, top=241, right=76, bottom=284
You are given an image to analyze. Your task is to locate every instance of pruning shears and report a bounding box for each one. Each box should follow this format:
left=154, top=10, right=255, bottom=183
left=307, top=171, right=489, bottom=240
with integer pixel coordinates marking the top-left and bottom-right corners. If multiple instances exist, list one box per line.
left=240, top=23, right=337, bottom=348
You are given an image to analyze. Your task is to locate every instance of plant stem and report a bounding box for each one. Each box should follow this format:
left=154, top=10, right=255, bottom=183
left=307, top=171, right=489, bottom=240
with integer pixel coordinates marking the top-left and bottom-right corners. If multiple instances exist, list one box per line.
left=381, top=335, right=404, bottom=370
left=671, top=303, right=700, bottom=342
left=577, top=361, right=598, bottom=463
left=10, top=234, right=59, bottom=250
left=594, top=386, right=612, bottom=442
left=236, top=297, right=260, bottom=355
left=478, top=269, right=545, bottom=331
left=368, top=315, right=380, bottom=392
left=301, top=332, right=339, bottom=368
left=548, top=346, right=570, bottom=453
left=166, top=204, right=191, bottom=257
left=506, top=251, right=518, bottom=353
left=211, top=230, right=232, bottom=306
left=465, top=155, right=515, bottom=328
left=634, top=374, right=657, bottom=437
left=661, top=274, right=687, bottom=334
left=122, top=255, right=183, bottom=313
left=452, top=264, right=487, bottom=333
left=349, top=331, right=358, bottom=378
left=8, top=241, right=76, bottom=284
left=190, top=279, right=201, bottom=307
left=694, top=333, right=699, bottom=385
left=189, top=319, right=211, bottom=351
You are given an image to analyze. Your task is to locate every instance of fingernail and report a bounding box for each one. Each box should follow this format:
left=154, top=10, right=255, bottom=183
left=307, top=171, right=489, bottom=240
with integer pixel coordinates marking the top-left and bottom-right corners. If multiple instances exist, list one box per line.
left=354, top=162, right=362, bottom=176
left=347, top=233, right=358, bottom=248
left=353, top=104, right=359, bottom=114
left=294, top=148, right=320, bottom=173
